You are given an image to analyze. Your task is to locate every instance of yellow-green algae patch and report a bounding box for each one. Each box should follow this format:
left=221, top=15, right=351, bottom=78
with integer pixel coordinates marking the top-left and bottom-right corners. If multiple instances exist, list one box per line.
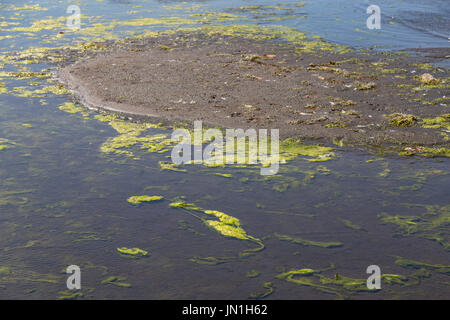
left=96, top=114, right=170, bottom=158
left=127, top=195, right=164, bottom=205
left=279, top=138, right=335, bottom=162
left=0, top=264, right=61, bottom=288
left=379, top=204, right=450, bottom=250
left=204, top=210, right=249, bottom=240
left=159, top=161, right=187, bottom=172
left=249, top=282, right=274, bottom=299
left=276, top=266, right=423, bottom=298
left=188, top=256, right=235, bottom=265
left=0, top=138, right=16, bottom=151
left=101, top=276, right=132, bottom=288
left=58, top=102, right=86, bottom=114
left=339, top=219, right=364, bottom=231
left=395, top=258, right=450, bottom=275
left=399, top=146, right=450, bottom=158
left=421, top=114, right=450, bottom=131
left=117, top=247, right=149, bottom=258
left=9, top=84, right=69, bottom=98
left=388, top=113, right=418, bottom=127
left=169, top=200, right=264, bottom=259
left=274, top=233, right=343, bottom=248
left=57, top=291, right=84, bottom=300
left=246, top=270, right=260, bottom=278
left=169, top=201, right=203, bottom=211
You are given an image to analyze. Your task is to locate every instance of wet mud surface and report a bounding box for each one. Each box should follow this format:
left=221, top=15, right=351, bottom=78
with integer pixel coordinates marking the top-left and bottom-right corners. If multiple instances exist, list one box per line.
left=57, top=33, right=449, bottom=148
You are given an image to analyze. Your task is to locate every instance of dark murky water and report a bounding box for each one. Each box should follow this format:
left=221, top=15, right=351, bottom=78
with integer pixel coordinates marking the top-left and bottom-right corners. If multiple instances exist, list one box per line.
left=0, top=0, right=449, bottom=299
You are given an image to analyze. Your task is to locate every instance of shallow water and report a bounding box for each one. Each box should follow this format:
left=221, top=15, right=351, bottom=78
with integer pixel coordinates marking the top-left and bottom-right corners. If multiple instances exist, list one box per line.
left=0, top=0, right=449, bottom=299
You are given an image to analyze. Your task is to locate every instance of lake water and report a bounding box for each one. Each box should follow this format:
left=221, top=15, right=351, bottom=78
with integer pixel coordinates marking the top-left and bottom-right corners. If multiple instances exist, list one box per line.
left=0, top=0, right=448, bottom=299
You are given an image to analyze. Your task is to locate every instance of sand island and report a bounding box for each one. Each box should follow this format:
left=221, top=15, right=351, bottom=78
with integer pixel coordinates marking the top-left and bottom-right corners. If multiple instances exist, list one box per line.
left=56, top=32, right=450, bottom=153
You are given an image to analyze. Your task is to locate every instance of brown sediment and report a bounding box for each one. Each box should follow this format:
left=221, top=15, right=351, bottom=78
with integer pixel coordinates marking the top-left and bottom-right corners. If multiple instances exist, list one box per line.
left=56, top=32, right=449, bottom=147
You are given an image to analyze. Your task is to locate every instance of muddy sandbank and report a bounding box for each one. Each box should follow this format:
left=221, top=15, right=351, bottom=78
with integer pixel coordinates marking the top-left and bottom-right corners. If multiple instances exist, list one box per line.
left=56, top=32, right=450, bottom=149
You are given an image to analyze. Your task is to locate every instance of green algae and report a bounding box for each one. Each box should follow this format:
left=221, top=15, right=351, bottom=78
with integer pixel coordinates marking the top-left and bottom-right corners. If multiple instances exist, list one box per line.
left=412, top=64, right=434, bottom=70
left=97, top=115, right=171, bottom=158
left=398, top=184, right=423, bottom=191
left=72, top=233, right=111, bottom=242
left=249, top=282, right=274, bottom=299
left=274, top=233, right=343, bottom=248
left=276, top=266, right=420, bottom=298
left=420, top=97, right=449, bottom=106
left=388, top=113, right=418, bottom=127
left=215, top=173, right=232, bottom=178
left=9, top=84, right=69, bottom=98
left=280, top=138, right=334, bottom=162
left=246, top=270, right=260, bottom=278
left=57, top=291, right=84, bottom=300
left=421, top=114, right=450, bottom=131
left=159, top=161, right=187, bottom=172
left=203, top=210, right=247, bottom=239
left=0, top=263, right=61, bottom=288
left=169, top=200, right=264, bottom=259
left=399, top=146, right=450, bottom=158
left=169, top=201, right=202, bottom=211
left=0, top=138, right=16, bottom=151
left=339, top=219, right=364, bottom=231
left=117, top=247, right=149, bottom=258
left=379, top=204, right=450, bottom=250
left=189, top=256, right=235, bottom=265
left=157, top=45, right=172, bottom=51
left=260, top=165, right=332, bottom=192
left=395, top=258, right=450, bottom=275
left=101, top=276, right=132, bottom=288
left=0, top=71, right=50, bottom=80
left=58, top=102, right=87, bottom=115
left=127, top=195, right=164, bottom=205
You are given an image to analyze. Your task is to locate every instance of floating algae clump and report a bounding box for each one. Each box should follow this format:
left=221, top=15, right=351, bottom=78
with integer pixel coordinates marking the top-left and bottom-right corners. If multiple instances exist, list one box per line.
left=97, top=114, right=169, bottom=157
left=159, top=161, right=187, bottom=172
left=117, top=247, right=149, bottom=257
left=274, top=233, right=343, bottom=248
left=339, top=219, right=364, bottom=231
left=280, top=138, right=334, bottom=162
left=249, top=282, right=274, bottom=299
left=205, top=218, right=248, bottom=240
left=58, top=102, right=86, bottom=114
left=170, top=200, right=264, bottom=258
left=101, top=276, right=132, bottom=287
left=188, top=256, right=235, bottom=265
left=57, top=291, right=84, bottom=300
left=418, top=73, right=440, bottom=86
left=276, top=266, right=417, bottom=298
left=388, top=113, right=418, bottom=127
left=399, top=145, right=450, bottom=158
left=0, top=138, right=15, bottom=151
left=416, top=147, right=450, bottom=158
left=395, top=258, right=450, bottom=275
left=205, top=210, right=241, bottom=228
left=169, top=201, right=202, bottom=211
left=379, top=204, right=450, bottom=250
left=246, top=270, right=260, bottom=278
left=127, top=195, right=164, bottom=204
left=421, top=114, right=450, bottom=131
